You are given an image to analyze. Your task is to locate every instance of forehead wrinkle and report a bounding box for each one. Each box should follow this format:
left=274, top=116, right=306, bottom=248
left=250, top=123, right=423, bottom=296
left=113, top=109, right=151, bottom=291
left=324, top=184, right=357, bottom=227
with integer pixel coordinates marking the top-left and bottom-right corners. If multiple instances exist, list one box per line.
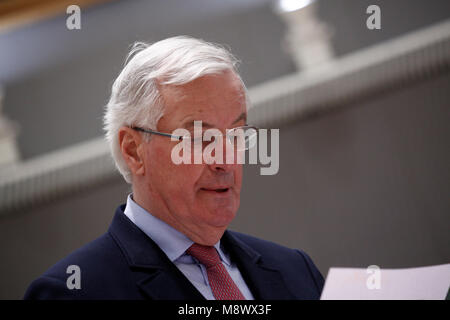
left=160, top=73, right=247, bottom=131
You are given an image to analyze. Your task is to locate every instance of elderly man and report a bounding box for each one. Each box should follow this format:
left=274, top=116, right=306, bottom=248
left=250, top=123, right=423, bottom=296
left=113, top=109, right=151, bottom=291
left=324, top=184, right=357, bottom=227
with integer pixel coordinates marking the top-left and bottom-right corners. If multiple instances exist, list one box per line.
left=24, top=36, right=324, bottom=300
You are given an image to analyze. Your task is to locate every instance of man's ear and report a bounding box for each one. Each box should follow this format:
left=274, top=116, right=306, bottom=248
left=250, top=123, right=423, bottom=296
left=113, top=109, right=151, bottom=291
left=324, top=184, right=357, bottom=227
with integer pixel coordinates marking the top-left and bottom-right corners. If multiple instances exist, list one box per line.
left=118, top=127, right=145, bottom=176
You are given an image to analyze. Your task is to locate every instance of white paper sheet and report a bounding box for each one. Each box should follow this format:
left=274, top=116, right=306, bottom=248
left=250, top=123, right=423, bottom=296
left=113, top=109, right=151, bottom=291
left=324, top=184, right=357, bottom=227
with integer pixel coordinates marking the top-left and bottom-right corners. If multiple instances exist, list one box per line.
left=320, top=263, right=450, bottom=300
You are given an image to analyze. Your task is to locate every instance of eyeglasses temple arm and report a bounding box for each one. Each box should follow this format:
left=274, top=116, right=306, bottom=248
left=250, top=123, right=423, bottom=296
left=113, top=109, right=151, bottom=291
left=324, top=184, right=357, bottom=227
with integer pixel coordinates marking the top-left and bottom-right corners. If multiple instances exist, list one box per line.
left=132, top=127, right=183, bottom=140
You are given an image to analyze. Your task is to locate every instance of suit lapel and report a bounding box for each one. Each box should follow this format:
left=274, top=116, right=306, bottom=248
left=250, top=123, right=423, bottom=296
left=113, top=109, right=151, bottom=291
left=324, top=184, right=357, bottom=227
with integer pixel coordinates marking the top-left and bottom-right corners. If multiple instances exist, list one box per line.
left=108, top=206, right=204, bottom=300
left=222, top=231, right=296, bottom=300
left=109, top=205, right=295, bottom=300
left=133, top=266, right=205, bottom=300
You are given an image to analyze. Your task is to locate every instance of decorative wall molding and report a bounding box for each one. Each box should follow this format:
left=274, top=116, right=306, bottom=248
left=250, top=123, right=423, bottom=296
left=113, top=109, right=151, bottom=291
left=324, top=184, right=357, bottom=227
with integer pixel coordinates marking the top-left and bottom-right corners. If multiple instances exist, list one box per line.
left=247, top=19, right=450, bottom=127
left=1, top=19, right=449, bottom=214
left=0, top=137, right=115, bottom=214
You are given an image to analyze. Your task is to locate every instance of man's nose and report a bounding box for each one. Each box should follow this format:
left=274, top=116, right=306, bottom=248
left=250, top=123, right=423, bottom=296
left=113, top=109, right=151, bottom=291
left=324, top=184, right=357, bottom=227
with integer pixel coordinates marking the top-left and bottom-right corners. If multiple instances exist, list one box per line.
left=210, top=161, right=238, bottom=173
left=206, top=136, right=241, bottom=172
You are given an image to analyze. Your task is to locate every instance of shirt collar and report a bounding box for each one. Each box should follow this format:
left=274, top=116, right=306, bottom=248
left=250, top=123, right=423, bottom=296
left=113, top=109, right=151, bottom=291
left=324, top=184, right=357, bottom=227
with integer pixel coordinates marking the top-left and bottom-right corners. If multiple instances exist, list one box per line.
left=123, top=194, right=230, bottom=266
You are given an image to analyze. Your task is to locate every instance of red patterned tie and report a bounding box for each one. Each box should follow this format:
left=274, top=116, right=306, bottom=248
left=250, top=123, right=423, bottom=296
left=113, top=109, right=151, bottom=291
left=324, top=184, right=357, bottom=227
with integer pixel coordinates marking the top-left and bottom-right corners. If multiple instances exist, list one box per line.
left=187, top=243, right=245, bottom=300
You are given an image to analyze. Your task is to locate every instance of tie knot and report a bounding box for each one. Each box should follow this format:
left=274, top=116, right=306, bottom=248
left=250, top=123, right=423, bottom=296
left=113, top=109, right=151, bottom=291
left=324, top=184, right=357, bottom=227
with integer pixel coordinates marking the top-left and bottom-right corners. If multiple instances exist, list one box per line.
left=186, top=243, right=221, bottom=268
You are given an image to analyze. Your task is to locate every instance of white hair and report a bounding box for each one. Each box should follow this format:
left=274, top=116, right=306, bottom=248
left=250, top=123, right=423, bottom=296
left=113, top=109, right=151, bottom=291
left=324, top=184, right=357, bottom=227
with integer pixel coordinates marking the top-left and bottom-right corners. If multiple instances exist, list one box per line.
left=103, top=36, right=249, bottom=183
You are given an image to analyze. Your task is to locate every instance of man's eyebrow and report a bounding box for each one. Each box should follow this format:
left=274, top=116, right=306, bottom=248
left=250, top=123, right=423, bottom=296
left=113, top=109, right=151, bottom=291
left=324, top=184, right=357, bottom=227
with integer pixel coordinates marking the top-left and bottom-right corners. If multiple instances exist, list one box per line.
left=232, top=112, right=247, bottom=125
left=181, top=112, right=247, bottom=129
left=182, top=120, right=213, bottom=129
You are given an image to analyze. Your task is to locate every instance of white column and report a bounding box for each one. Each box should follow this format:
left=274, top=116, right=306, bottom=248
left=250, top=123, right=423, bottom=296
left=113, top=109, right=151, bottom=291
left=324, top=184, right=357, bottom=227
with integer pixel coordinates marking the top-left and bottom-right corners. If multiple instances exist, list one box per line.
left=0, top=86, right=20, bottom=166
left=275, top=0, right=335, bottom=70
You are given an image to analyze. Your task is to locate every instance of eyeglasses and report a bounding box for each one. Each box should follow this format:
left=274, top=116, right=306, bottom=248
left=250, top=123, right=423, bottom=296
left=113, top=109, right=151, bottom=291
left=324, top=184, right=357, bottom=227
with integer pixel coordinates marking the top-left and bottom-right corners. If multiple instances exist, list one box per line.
left=131, top=125, right=258, bottom=150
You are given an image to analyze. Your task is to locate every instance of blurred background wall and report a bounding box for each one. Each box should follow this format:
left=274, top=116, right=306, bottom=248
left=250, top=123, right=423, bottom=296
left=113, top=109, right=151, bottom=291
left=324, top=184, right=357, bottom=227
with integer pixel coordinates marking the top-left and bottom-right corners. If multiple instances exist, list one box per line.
left=0, top=0, right=449, bottom=299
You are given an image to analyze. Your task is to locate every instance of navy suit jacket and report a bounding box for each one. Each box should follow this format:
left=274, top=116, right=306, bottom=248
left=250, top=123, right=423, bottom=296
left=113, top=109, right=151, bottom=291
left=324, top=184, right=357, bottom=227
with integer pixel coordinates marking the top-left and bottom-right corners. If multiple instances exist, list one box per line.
left=24, top=205, right=324, bottom=300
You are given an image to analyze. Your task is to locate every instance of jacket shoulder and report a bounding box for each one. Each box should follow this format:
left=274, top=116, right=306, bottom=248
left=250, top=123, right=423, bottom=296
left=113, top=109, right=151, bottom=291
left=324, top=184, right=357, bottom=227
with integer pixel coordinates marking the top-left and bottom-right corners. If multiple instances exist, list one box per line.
left=227, top=230, right=325, bottom=298
left=23, top=231, right=135, bottom=300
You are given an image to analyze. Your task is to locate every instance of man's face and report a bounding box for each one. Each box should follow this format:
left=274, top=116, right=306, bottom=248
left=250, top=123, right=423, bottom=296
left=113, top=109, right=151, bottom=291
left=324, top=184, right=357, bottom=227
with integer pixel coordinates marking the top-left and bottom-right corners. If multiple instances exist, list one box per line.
left=139, top=70, right=246, bottom=243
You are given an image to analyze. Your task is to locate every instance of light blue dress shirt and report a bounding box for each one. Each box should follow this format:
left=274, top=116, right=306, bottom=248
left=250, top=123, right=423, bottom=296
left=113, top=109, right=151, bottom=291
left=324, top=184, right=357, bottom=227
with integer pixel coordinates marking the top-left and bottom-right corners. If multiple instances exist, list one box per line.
left=123, top=194, right=254, bottom=300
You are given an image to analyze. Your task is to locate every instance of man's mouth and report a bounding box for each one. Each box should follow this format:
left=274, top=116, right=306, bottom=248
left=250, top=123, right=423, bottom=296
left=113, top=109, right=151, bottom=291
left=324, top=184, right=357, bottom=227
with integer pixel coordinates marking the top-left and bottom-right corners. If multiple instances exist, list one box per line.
left=200, top=187, right=230, bottom=193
